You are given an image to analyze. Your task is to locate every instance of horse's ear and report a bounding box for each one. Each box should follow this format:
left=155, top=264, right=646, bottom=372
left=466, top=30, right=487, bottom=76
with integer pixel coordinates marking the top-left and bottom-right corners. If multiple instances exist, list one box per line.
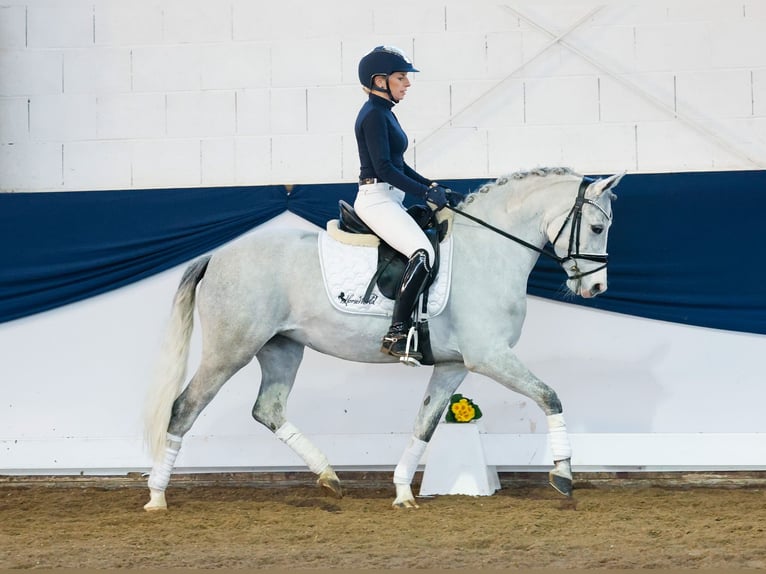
left=589, top=171, right=625, bottom=196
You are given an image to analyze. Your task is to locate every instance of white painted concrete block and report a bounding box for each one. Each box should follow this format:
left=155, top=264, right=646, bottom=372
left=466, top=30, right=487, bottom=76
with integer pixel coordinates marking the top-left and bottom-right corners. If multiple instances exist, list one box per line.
left=235, top=90, right=270, bottom=136
left=524, top=76, right=599, bottom=124
left=94, top=0, right=164, bottom=46
left=636, top=121, right=717, bottom=171
left=233, top=1, right=374, bottom=41
left=393, top=82, right=450, bottom=133
left=271, top=134, right=342, bottom=184
left=271, top=38, right=342, bottom=88
left=634, top=23, right=712, bottom=72
left=63, top=48, right=131, bottom=94
left=415, top=33, right=488, bottom=82
left=0, top=5, right=26, bottom=49
left=200, top=43, right=271, bottom=91
left=307, top=86, right=360, bottom=135
left=201, top=138, right=235, bottom=185
left=447, top=79, right=524, bottom=129
left=270, top=88, right=306, bottom=134
left=745, top=1, right=766, bottom=19
left=64, top=140, right=132, bottom=190
left=166, top=91, right=236, bottom=138
left=373, top=3, right=445, bottom=35
left=131, top=139, right=200, bottom=189
left=664, top=0, right=743, bottom=22
left=162, top=0, right=231, bottom=44
left=0, top=51, right=62, bottom=96
left=29, top=94, right=97, bottom=142
left=754, top=70, right=766, bottom=118
left=566, top=24, right=639, bottom=75
left=132, top=46, right=202, bottom=92
left=0, top=97, right=28, bottom=144
left=446, top=1, right=520, bottom=34
left=234, top=136, right=271, bottom=185
left=676, top=70, right=753, bottom=120
left=341, top=133, right=359, bottom=182
left=599, top=73, right=675, bottom=122
left=486, top=31, right=524, bottom=79
left=27, top=0, right=93, bottom=48
left=560, top=123, right=636, bottom=174
left=96, top=93, right=166, bottom=139
left=487, top=125, right=565, bottom=175
left=710, top=22, right=766, bottom=69
left=413, top=126, right=488, bottom=180
left=0, top=142, right=61, bottom=191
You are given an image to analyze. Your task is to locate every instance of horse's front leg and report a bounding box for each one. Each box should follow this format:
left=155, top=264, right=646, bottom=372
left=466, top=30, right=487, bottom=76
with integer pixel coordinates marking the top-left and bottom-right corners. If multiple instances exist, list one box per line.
left=465, top=344, right=573, bottom=496
left=392, top=362, right=468, bottom=508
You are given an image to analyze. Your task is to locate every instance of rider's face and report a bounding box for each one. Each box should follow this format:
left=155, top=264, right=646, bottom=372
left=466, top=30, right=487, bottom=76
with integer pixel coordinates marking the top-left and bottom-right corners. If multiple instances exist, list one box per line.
left=374, top=72, right=411, bottom=101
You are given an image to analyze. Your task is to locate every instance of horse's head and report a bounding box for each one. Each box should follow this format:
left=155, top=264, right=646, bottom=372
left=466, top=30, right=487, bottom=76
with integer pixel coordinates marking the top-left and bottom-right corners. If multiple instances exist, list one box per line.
left=548, top=172, right=623, bottom=299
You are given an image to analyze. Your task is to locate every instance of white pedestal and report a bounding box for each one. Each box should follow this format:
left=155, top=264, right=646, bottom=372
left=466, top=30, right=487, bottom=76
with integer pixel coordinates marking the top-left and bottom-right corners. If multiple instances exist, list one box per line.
left=419, top=422, right=501, bottom=496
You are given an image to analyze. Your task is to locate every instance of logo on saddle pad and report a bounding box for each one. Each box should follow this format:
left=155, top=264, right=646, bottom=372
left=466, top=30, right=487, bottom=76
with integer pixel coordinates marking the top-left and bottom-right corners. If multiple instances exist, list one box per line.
left=318, top=225, right=453, bottom=317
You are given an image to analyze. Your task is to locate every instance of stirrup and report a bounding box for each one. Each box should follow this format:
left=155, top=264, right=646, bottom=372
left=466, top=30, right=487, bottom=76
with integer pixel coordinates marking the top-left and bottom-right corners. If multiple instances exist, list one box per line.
left=381, top=326, right=422, bottom=367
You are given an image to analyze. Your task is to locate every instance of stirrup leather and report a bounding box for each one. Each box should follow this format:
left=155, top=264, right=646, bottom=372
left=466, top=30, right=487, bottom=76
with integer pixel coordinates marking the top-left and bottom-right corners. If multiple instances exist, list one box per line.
left=381, top=325, right=422, bottom=366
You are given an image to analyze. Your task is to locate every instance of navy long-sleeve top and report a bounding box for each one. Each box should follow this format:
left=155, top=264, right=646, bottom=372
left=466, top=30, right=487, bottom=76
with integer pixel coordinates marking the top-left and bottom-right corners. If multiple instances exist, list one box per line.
left=355, top=93, right=432, bottom=198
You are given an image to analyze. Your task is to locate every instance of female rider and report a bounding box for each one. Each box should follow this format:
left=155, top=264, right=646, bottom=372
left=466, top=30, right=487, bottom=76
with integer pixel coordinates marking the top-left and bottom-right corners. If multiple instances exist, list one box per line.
left=354, top=46, right=450, bottom=363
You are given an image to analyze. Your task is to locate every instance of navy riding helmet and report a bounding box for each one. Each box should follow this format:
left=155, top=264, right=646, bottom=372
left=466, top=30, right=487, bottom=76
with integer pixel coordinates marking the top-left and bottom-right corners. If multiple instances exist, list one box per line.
left=358, top=46, right=419, bottom=102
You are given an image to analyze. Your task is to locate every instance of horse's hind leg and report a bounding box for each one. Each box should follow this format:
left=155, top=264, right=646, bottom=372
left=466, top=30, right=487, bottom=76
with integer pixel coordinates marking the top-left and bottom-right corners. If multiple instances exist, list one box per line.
left=251, top=336, right=342, bottom=498
left=392, top=362, right=468, bottom=508
left=144, top=353, right=254, bottom=511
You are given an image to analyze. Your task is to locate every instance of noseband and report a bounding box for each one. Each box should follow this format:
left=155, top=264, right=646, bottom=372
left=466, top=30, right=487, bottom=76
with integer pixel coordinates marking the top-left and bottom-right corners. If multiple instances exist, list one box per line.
left=446, top=176, right=611, bottom=282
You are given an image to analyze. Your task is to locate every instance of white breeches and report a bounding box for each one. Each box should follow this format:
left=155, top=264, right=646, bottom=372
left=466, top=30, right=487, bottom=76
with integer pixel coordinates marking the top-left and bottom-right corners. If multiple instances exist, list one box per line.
left=354, top=182, right=435, bottom=266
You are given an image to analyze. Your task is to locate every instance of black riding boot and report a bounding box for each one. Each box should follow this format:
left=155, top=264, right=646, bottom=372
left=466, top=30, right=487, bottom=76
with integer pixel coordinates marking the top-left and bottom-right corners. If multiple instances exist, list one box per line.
left=381, top=249, right=431, bottom=362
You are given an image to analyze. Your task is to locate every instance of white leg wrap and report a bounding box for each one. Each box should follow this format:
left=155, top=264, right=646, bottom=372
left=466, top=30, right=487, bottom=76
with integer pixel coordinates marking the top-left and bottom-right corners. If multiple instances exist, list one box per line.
left=147, top=433, right=182, bottom=492
left=547, top=413, right=572, bottom=461
left=393, top=436, right=428, bottom=485
left=275, top=422, right=329, bottom=475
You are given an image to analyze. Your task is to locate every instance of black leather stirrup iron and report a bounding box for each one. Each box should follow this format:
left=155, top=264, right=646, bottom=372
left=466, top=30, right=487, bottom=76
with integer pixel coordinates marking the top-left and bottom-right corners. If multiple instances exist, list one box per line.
left=380, top=249, right=431, bottom=366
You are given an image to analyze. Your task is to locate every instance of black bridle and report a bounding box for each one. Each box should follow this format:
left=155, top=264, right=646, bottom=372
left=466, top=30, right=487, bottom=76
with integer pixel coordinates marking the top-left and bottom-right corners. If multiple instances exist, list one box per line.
left=446, top=177, right=611, bottom=282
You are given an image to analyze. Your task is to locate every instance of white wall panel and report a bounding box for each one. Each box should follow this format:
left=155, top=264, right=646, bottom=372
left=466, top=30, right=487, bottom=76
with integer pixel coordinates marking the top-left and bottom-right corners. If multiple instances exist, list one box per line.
left=0, top=142, right=61, bottom=191
left=235, top=90, right=270, bottom=135
left=271, top=134, right=343, bottom=184
left=94, top=0, right=165, bottom=46
left=675, top=70, right=753, bottom=119
left=201, top=138, right=236, bottom=185
left=0, top=5, right=26, bottom=48
left=0, top=97, right=27, bottom=143
left=269, top=88, right=306, bottom=134
left=200, top=43, right=271, bottom=91
left=523, top=76, right=599, bottom=125
left=166, top=91, right=236, bottom=138
left=598, top=73, right=675, bottom=123
left=270, top=39, right=342, bottom=88
left=487, top=125, right=564, bottom=173
left=96, top=93, right=166, bottom=139
left=63, top=48, right=131, bottom=94
left=634, top=23, right=712, bottom=72
left=0, top=51, right=62, bottom=96
left=131, top=139, right=200, bottom=188
left=306, top=86, right=360, bottom=135
left=234, top=136, right=271, bottom=184
left=559, top=123, right=637, bottom=173
left=64, top=140, right=133, bottom=190
left=30, top=94, right=97, bottom=141
left=26, top=0, right=93, bottom=48
left=161, top=0, right=231, bottom=44
left=131, top=46, right=203, bottom=92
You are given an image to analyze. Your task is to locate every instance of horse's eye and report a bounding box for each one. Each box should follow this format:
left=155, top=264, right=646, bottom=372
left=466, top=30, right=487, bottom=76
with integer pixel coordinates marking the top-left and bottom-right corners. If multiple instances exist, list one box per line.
left=591, top=225, right=604, bottom=235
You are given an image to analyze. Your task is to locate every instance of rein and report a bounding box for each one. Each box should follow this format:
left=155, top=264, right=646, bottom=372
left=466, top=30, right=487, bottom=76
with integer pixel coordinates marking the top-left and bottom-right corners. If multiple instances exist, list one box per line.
left=445, top=177, right=610, bottom=281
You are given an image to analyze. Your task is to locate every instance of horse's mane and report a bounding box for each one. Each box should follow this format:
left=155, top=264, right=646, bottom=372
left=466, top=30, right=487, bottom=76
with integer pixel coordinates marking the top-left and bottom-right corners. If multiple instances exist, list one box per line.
left=463, top=167, right=580, bottom=206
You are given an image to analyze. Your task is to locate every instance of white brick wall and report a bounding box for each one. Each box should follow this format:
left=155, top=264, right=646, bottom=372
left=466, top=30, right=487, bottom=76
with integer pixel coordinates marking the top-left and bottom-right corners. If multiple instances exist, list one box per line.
left=1, top=0, right=764, bottom=192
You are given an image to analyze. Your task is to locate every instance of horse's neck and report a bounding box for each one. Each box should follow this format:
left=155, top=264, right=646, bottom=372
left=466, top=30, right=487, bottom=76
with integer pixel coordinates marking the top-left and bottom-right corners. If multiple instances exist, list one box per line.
left=460, top=176, right=578, bottom=247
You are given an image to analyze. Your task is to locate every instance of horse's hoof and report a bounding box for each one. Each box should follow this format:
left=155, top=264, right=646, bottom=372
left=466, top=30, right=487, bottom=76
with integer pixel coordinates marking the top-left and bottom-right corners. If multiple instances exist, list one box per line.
left=392, top=498, right=419, bottom=509
left=144, top=489, right=168, bottom=511
left=548, top=472, right=573, bottom=497
left=317, top=469, right=343, bottom=499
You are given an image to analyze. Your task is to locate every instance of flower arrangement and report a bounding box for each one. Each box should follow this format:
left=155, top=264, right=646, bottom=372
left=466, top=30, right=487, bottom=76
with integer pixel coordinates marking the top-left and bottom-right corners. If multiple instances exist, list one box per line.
left=445, top=393, right=483, bottom=423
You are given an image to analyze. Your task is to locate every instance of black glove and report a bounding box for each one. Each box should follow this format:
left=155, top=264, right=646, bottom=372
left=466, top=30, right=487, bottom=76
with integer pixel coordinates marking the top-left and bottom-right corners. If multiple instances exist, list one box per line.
left=425, top=184, right=449, bottom=210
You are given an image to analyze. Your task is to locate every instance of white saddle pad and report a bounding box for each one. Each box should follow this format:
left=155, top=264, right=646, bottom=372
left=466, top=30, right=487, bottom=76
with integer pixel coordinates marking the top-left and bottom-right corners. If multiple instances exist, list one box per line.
left=318, top=226, right=453, bottom=317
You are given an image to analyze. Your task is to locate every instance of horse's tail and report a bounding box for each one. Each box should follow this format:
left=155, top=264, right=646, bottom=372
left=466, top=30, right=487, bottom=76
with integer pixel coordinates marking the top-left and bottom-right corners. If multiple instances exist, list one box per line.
left=144, top=255, right=211, bottom=463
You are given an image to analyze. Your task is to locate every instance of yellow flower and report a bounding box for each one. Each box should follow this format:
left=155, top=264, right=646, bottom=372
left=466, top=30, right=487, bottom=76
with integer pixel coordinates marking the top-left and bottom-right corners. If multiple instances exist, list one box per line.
left=451, top=399, right=476, bottom=422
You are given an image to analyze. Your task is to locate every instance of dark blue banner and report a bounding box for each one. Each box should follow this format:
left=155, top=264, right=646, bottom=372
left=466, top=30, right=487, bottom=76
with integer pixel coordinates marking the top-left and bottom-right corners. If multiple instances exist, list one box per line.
left=1, top=170, right=763, bottom=334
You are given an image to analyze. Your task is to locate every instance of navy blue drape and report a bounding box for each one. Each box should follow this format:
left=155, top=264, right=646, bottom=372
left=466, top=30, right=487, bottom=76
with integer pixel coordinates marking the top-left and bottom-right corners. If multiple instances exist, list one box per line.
left=1, top=170, right=763, bottom=334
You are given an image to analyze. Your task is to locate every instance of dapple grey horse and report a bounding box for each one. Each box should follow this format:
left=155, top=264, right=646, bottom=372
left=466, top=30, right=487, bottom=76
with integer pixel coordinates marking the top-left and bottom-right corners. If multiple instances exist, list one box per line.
left=143, top=167, right=622, bottom=510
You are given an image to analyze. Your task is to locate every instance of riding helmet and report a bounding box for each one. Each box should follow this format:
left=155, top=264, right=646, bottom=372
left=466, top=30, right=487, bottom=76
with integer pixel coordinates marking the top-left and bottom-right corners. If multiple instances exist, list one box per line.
left=357, top=45, right=419, bottom=89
